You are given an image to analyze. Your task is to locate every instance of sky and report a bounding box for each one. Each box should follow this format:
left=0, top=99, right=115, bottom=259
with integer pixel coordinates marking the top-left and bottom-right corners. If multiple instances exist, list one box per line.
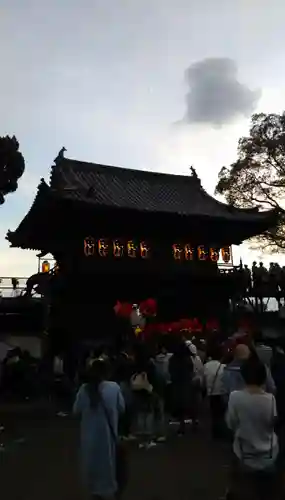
left=0, top=0, right=285, bottom=278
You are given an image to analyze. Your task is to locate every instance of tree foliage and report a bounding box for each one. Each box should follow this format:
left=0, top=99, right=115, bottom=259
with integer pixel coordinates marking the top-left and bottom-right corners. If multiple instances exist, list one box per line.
left=0, top=136, right=25, bottom=205
left=215, top=112, right=285, bottom=252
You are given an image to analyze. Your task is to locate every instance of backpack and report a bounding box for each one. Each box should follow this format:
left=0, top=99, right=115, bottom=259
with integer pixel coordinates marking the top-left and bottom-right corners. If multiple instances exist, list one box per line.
left=131, top=372, right=153, bottom=393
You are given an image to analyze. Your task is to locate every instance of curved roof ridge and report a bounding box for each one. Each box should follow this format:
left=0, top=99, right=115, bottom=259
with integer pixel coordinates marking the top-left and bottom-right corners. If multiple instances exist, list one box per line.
left=51, top=155, right=202, bottom=185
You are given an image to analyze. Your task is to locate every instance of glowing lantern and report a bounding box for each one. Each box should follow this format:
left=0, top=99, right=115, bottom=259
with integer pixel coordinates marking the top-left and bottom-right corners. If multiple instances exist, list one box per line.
left=221, top=246, right=231, bottom=263
left=140, top=241, right=150, bottom=259
left=84, top=236, right=96, bottom=256
left=113, top=240, right=124, bottom=258
left=172, top=243, right=183, bottom=260
left=41, top=260, right=50, bottom=273
left=127, top=240, right=137, bottom=258
left=197, top=245, right=207, bottom=261
left=98, top=239, right=109, bottom=257
left=184, top=244, right=194, bottom=260
left=209, top=247, right=219, bottom=262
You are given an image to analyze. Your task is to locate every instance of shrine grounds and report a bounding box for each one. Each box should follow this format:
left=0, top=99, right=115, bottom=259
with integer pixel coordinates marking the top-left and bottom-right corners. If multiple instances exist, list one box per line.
left=0, top=402, right=229, bottom=500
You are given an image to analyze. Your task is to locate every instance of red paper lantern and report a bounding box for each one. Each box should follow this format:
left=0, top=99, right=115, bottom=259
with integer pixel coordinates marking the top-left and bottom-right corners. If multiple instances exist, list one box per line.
left=114, top=301, right=132, bottom=318
left=140, top=298, right=157, bottom=317
left=169, top=321, right=182, bottom=333
left=191, top=318, right=202, bottom=333
left=206, top=318, right=220, bottom=331
left=180, top=318, right=194, bottom=330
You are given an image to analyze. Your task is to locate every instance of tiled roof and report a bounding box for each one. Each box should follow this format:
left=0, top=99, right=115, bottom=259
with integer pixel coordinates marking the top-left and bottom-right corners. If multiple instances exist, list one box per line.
left=50, top=157, right=276, bottom=221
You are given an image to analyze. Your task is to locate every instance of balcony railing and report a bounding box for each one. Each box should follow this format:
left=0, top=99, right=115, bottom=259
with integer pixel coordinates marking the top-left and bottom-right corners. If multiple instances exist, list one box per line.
left=0, top=277, right=30, bottom=298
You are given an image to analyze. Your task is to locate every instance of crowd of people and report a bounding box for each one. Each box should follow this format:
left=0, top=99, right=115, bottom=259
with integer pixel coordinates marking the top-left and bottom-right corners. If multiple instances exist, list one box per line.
left=2, top=333, right=285, bottom=499
left=236, top=262, right=285, bottom=298
left=70, top=334, right=285, bottom=500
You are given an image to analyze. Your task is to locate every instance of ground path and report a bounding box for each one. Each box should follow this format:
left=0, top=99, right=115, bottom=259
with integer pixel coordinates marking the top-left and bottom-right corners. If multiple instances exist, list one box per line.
left=0, top=403, right=229, bottom=500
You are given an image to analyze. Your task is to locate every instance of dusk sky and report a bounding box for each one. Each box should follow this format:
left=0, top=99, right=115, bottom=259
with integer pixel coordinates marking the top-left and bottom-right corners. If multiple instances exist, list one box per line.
left=0, top=0, right=285, bottom=277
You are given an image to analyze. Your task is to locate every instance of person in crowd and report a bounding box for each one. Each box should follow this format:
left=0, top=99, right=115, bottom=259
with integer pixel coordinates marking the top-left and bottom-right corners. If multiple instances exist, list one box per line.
left=154, top=343, right=172, bottom=384
left=270, top=343, right=285, bottom=468
left=226, top=357, right=278, bottom=500
left=186, top=341, right=204, bottom=381
left=73, top=358, right=125, bottom=500
left=1, top=348, right=25, bottom=400
left=169, top=341, right=194, bottom=436
left=153, top=343, right=172, bottom=442
left=222, top=344, right=275, bottom=400
left=86, top=349, right=97, bottom=369
left=131, top=348, right=157, bottom=449
left=254, top=334, right=272, bottom=366
left=187, top=341, right=203, bottom=428
left=203, top=346, right=226, bottom=440
left=53, top=352, right=70, bottom=416
left=115, top=348, right=136, bottom=441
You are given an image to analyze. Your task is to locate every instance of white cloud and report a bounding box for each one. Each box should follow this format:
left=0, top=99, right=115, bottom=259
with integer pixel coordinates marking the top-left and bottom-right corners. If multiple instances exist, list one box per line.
left=0, top=247, right=37, bottom=277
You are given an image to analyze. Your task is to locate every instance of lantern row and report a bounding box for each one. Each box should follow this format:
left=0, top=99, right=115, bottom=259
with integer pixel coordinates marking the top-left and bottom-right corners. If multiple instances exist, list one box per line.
left=83, top=237, right=232, bottom=264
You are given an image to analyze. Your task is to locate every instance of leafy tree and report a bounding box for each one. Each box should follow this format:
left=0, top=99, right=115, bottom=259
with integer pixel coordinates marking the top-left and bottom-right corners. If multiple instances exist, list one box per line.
left=215, top=112, right=285, bottom=252
left=0, top=135, right=25, bottom=205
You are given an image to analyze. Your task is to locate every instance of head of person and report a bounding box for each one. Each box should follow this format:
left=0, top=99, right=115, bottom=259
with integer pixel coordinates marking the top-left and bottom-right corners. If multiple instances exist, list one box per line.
left=86, top=359, right=110, bottom=409
left=240, top=358, right=267, bottom=388
left=174, top=340, right=190, bottom=359
left=209, top=345, right=223, bottom=362
left=157, top=343, right=168, bottom=355
left=234, top=344, right=251, bottom=362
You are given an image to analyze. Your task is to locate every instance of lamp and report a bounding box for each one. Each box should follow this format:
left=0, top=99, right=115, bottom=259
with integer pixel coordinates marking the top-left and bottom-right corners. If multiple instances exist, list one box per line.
left=41, top=260, right=50, bottom=273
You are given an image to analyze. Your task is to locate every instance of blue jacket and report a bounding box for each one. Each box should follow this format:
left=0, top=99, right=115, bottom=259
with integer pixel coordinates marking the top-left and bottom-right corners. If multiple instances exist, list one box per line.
left=222, top=359, right=276, bottom=397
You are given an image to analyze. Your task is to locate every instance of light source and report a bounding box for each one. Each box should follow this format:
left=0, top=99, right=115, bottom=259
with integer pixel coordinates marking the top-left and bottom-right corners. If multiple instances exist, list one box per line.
left=41, top=260, right=50, bottom=273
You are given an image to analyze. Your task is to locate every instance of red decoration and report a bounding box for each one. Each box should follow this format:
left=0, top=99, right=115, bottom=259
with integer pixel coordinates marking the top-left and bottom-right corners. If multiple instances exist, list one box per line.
left=140, top=298, right=157, bottom=317
left=206, top=318, right=220, bottom=331
left=180, top=318, right=194, bottom=330
left=191, top=318, right=202, bottom=332
left=113, top=301, right=132, bottom=318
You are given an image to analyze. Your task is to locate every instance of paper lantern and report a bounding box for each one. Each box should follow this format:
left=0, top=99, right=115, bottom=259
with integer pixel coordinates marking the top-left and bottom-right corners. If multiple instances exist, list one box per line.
left=140, top=298, right=157, bottom=317
left=221, top=246, right=231, bottom=264
left=114, top=301, right=132, bottom=318
left=206, top=318, right=220, bottom=331
left=191, top=318, right=202, bottom=333
left=180, top=319, right=194, bottom=330
left=41, top=260, right=50, bottom=273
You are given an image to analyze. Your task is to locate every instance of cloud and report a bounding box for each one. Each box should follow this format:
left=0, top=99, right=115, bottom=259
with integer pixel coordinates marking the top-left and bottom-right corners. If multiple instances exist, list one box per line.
left=183, top=58, right=261, bottom=126
left=0, top=247, right=37, bottom=278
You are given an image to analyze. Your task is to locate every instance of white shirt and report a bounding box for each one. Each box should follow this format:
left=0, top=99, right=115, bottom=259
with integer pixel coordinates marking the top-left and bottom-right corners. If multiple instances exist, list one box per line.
left=203, top=360, right=226, bottom=396
left=192, top=355, right=204, bottom=381
left=53, top=356, right=64, bottom=375
left=226, top=390, right=278, bottom=470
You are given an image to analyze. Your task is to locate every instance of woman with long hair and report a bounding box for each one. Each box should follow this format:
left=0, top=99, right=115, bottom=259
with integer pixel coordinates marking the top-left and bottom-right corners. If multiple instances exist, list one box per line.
left=73, top=359, right=125, bottom=500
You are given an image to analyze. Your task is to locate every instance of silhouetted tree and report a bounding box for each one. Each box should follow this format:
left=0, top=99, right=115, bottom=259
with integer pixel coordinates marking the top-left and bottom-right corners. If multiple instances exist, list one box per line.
left=216, top=112, right=285, bottom=252
left=0, top=135, right=25, bottom=204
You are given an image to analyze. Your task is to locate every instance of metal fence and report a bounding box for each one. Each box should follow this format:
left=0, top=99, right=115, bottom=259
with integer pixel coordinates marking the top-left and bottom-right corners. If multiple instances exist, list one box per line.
left=0, top=277, right=29, bottom=298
